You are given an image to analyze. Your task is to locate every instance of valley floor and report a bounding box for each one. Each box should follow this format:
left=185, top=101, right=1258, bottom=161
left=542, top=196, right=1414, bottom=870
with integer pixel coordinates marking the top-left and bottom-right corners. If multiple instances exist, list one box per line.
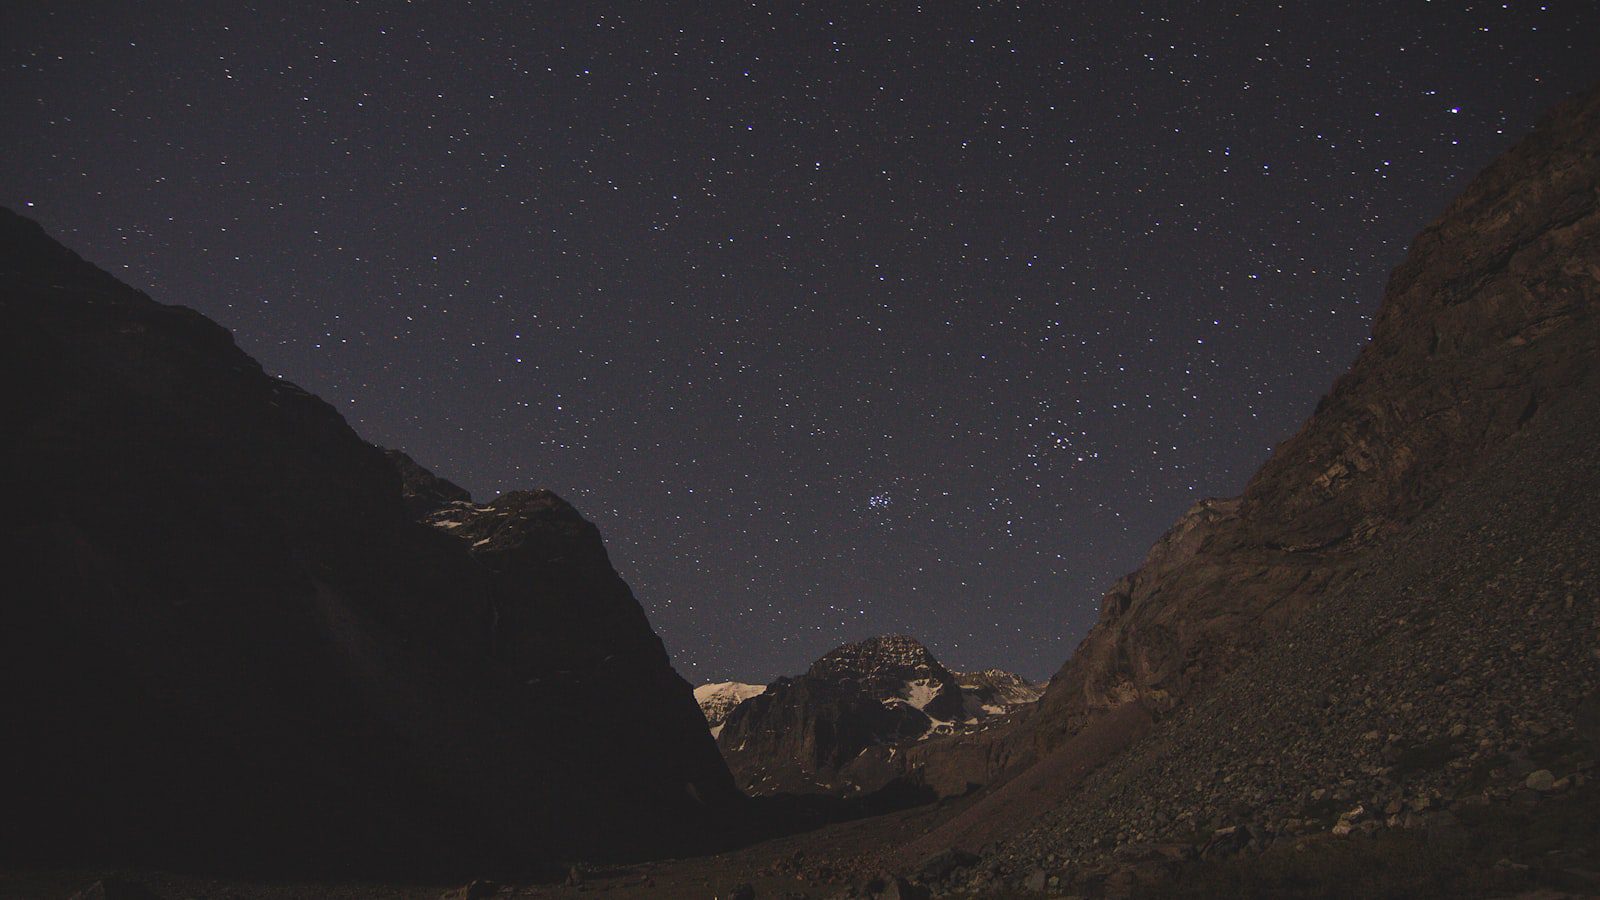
left=7, top=774, right=1598, bottom=900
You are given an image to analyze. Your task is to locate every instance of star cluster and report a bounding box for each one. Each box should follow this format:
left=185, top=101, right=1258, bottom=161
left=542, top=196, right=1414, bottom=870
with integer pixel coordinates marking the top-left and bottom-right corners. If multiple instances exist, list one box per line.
left=3, top=2, right=1596, bottom=681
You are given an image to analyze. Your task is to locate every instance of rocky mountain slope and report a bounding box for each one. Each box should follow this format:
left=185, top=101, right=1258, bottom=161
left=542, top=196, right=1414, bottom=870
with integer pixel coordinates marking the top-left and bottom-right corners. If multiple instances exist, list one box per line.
left=956, top=369, right=1600, bottom=897
left=0, top=208, right=738, bottom=876
left=715, top=635, right=1041, bottom=796
left=1031, top=78, right=1600, bottom=748
left=873, top=81, right=1600, bottom=895
left=403, top=485, right=727, bottom=759
left=897, top=81, right=1600, bottom=799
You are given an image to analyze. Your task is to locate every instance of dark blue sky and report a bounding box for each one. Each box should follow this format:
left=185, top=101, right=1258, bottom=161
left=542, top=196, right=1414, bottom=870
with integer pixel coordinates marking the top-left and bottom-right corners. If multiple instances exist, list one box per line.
left=4, top=2, right=1596, bottom=681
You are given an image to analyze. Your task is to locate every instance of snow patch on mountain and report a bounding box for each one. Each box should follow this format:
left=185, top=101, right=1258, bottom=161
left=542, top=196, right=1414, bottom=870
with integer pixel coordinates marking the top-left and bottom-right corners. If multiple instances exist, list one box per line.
left=899, top=677, right=943, bottom=710
left=955, top=668, right=1046, bottom=720
left=694, top=681, right=766, bottom=736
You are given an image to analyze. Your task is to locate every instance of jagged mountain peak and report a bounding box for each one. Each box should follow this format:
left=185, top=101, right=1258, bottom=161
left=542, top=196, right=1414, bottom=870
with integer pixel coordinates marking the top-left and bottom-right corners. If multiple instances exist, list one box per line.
left=808, top=634, right=963, bottom=721
left=713, top=635, right=1043, bottom=796
left=809, top=634, right=942, bottom=678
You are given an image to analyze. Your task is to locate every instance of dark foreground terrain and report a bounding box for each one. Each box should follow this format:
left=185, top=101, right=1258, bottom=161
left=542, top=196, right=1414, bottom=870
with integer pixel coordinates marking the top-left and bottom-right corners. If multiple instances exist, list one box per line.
left=5, top=776, right=1599, bottom=899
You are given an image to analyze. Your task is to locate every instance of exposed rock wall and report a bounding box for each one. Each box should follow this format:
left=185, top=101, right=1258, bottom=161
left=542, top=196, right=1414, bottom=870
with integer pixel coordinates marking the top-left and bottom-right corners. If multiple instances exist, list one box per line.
left=1028, top=82, right=1600, bottom=752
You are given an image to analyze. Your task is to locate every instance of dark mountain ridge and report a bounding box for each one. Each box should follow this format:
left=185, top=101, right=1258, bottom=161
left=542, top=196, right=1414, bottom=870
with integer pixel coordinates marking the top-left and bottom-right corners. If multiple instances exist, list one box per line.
left=0, top=208, right=738, bottom=877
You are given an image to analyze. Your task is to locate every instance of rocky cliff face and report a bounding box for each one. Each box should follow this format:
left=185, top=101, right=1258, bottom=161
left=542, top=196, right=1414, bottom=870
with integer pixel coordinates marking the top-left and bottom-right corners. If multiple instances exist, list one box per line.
left=409, top=483, right=739, bottom=824
left=715, top=635, right=1038, bottom=795
left=0, top=208, right=738, bottom=875
left=1020, top=82, right=1600, bottom=756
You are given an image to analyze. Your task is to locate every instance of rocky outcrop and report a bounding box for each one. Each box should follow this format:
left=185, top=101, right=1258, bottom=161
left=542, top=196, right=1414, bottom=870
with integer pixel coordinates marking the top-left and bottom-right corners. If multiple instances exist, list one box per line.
left=715, top=635, right=1039, bottom=796
left=720, top=674, right=931, bottom=795
left=0, top=207, right=738, bottom=875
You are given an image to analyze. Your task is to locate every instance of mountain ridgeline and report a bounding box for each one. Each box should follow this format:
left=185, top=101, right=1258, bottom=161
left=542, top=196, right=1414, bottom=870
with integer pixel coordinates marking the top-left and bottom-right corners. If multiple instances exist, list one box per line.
left=709, top=635, right=1042, bottom=796
left=0, top=210, right=738, bottom=875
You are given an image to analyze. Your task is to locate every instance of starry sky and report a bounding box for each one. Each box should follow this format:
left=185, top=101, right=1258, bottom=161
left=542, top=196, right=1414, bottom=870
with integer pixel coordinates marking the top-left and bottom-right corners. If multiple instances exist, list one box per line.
left=3, top=3, right=1597, bottom=683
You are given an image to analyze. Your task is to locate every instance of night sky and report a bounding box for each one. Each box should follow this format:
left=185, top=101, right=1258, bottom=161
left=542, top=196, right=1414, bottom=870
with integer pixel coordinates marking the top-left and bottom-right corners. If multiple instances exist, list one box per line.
left=4, top=3, right=1596, bottom=683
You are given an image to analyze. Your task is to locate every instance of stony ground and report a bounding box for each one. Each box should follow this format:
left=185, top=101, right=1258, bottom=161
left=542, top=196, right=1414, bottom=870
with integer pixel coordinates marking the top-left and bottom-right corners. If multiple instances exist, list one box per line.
left=0, top=794, right=958, bottom=900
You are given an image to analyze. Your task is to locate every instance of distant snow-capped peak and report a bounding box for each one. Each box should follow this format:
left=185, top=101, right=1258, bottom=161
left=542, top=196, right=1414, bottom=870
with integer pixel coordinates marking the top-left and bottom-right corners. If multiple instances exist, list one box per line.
left=693, top=681, right=766, bottom=737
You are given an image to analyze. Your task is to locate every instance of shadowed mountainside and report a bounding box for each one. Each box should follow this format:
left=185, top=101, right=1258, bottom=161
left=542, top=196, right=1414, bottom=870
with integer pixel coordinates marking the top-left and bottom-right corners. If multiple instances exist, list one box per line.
left=0, top=209, right=738, bottom=877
